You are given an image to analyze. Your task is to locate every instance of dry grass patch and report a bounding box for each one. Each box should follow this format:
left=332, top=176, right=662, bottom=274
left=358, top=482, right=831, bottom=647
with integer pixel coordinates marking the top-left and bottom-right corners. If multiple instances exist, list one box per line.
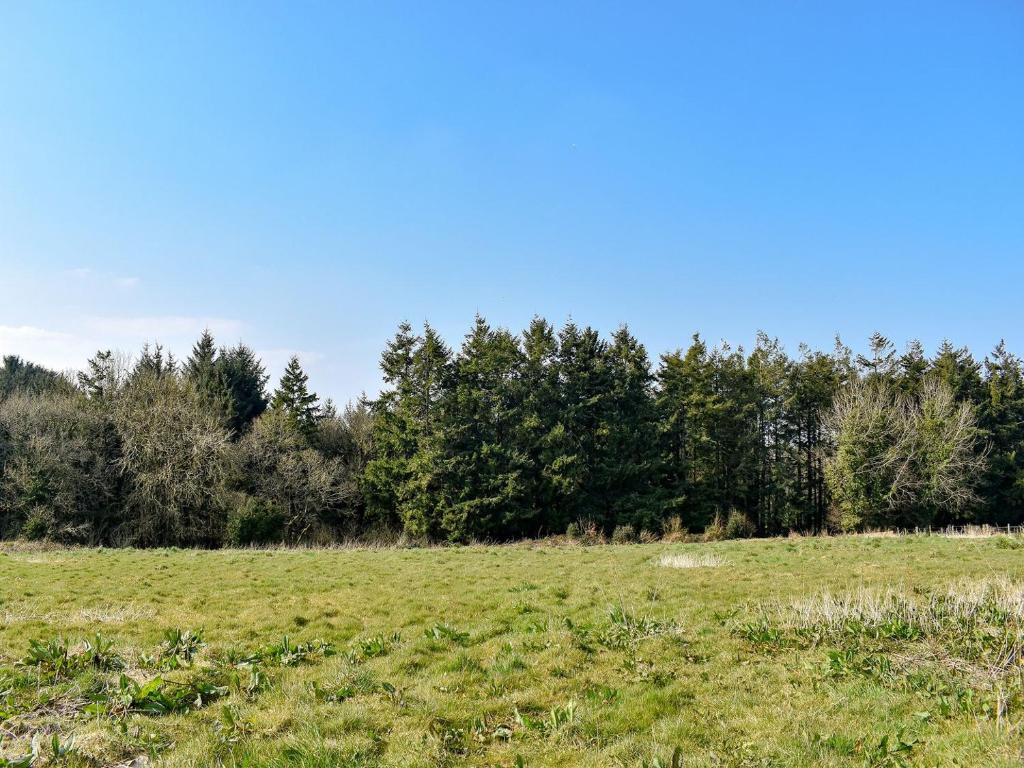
left=657, top=552, right=726, bottom=569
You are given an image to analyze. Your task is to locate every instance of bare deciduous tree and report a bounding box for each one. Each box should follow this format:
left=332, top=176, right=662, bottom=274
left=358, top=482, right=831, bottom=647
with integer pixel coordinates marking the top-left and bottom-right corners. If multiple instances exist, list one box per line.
left=823, top=378, right=986, bottom=531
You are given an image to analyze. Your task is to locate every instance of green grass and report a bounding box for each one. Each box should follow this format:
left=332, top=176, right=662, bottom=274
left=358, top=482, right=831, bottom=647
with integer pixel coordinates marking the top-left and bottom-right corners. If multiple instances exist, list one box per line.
left=1, top=535, right=1023, bottom=767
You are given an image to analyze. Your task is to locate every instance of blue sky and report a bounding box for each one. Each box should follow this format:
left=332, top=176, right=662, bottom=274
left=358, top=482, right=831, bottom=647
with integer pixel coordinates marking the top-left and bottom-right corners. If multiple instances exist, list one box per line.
left=2, top=2, right=1022, bottom=400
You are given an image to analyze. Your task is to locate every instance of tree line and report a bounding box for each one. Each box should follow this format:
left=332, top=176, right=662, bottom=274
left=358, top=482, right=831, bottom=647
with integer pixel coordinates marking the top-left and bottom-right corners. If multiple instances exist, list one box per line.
left=0, top=319, right=1017, bottom=546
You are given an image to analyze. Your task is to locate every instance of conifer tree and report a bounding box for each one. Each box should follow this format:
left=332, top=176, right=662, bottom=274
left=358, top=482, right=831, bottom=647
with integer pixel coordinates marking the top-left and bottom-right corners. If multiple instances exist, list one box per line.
left=217, top=344, right=269, bottom=435
left=857, top=332, right=897, bottom=382
left=78, top=350, right=121, bottom=399
left=271, top=356, right=321, bottom=439
left=437, top=316, right=529, bottom=540
left=548, top=322, right=609, bottom=529
left=980, top=341, right=1024, bottom=523
left=183, top=330, right=233, bottom=427
left=597, top=326, right=662, bottom=531
left=897, top=340, right=929, bottom=396
left=363, top=322, right=420, bottom=528
left=518, top=317, right=562, bottom=529
left=130, top=343, right=175, bottom=383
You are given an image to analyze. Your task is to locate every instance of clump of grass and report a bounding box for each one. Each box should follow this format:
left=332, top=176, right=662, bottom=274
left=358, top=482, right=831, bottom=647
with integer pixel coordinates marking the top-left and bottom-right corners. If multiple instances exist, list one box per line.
left=424, top=623, right=470, bottom=645
left=156, top=628, right=205, bottom=668
left=20, top=633, right=124, bottom=678
left=600, top=605, right=676, bottom=649
left=658, top=552, right=726, bottom=569
left=751, top=578, right=1024, bottom=722
left=260, top=636, right=335, bottom=666
left=349, top=632, right=402, bottom=661
left=100, top=671, right=228, bottom=717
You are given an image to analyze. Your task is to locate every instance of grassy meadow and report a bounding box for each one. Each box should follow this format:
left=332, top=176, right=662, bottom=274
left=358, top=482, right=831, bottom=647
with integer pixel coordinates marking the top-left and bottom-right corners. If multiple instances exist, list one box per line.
left=2, top=536, right=1023, bottom=767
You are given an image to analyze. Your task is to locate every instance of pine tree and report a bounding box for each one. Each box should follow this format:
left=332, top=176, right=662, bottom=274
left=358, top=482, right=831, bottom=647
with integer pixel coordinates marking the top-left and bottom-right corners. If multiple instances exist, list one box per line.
left=78, top=350, right=120, bottom=399
left=217, top=344, right=269, bottom=435
left=548, top=322, right=610, bottom=530
left=271, top=356, right=321, bottom=439
left=518, top=317, right=562, bottom=530
left=979, top=341, right=1024, bottom=523
left=597, top=326, right=662, bottom=531
left=857, top=332, right=897, bottom=382
left=437, top=316, right=529, bottom=540
left=183, top=330, right=233, bottom=427
left=130, top=343, right=175, bottom=383
left=363, top=322, right=420, bottom=529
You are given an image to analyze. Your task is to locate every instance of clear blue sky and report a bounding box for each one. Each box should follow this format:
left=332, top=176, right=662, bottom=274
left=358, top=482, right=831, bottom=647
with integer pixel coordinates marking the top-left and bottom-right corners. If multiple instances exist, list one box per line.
left=2, top=2, right=1022, bottom=400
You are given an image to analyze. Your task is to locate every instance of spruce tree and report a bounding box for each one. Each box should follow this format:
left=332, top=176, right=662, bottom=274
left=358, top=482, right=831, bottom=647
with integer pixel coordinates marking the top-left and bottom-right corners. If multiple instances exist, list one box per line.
left=548, top=322, right=609, bottom=530
left=271, top=356, right=321, bottom=439
left=399, top=324, right=451, bottom=537
left=78, top=350, right=120, bottom=399
left=857, top=332, right=897, bottom=382
left=598, top=326, right=662, bottom=531
left=980, top=341, right=1024, bottom=523
left=518, top=317, right=562, bottom=530
left=363, top=322, right=419, bottom=529
left=217, top=344, right=269, bottom=435
left=437, top=316, right=529, bottom=540
left=183, top=330, right=234, bottom=427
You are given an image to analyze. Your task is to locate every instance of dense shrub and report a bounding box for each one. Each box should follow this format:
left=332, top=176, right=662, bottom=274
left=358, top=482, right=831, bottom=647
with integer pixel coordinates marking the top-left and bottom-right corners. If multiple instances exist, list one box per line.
left=0, top=392, right=123, bottom=543
left=703, top=514, right=727, bottom=542
left=113, top=373, right=231, bottom=547
left=611, top=524, right=637, bottom=544
left=724, top=509, right=757, bottom=539
left=231, top=410, right=353, bottom=543
left=226, top=496, right=286, bottom=546
left=21, top=507, right=52, bottom=540
left=566, top=519, right=604, bottom=544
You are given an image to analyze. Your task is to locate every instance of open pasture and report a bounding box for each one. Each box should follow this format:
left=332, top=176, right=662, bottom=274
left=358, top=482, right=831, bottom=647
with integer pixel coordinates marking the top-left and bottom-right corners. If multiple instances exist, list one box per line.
left=1, top=535, right=1023, bottom=767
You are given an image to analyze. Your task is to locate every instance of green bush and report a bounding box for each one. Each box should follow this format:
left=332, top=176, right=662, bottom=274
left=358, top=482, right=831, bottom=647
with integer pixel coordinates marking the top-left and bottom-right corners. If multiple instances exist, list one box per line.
left=611, top=524, right=636, bottom=544
left=566, top=520, right=603, bottom=544
left=21, top=507, right=52, bottom=540
left=226, top=497, right=285, bottom=546
left=724, top=509, right=757, bottom=539
left=703, top=514, right=726, bottom=542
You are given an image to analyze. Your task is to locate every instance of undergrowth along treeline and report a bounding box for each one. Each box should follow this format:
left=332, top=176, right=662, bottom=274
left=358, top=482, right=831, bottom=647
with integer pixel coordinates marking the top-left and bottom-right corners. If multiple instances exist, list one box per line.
left=0, top=317, right=1019, bottom=546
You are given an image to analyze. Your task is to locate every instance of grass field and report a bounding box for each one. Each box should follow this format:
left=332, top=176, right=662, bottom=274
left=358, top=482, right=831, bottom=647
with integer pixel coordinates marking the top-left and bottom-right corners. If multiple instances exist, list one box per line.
left=2, top=536, right=1023, bottom=767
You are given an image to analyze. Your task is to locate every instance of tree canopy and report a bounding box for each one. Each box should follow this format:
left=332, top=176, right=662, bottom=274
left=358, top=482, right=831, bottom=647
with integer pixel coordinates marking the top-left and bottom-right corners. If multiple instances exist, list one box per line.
left=0, top=320, right=1015, bottom=546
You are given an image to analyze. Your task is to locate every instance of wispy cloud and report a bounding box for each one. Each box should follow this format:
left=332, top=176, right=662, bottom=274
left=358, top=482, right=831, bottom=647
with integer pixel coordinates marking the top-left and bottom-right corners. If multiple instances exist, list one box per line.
left=0, top=324, right=94, bottom=373
left=0, top=325, right=74, bottom=343
left=0, top=317, right=245, bottom=373
left=114, top=276, right=140, bottom=288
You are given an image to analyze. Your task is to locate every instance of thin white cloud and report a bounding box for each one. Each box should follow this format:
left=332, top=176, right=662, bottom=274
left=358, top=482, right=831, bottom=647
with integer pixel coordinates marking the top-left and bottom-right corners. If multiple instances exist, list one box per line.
left=0, top=317, right=245, bottom=373
left=114, top=276, right=140, bottom=288
left=0, top=325, right=73, bottom=343
left=0, top=324, right=95, bottom=373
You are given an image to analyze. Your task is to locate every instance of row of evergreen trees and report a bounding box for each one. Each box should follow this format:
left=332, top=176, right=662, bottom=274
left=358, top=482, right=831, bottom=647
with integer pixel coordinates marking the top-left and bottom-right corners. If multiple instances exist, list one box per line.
left=1, top=319, right=1021, bottom=546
